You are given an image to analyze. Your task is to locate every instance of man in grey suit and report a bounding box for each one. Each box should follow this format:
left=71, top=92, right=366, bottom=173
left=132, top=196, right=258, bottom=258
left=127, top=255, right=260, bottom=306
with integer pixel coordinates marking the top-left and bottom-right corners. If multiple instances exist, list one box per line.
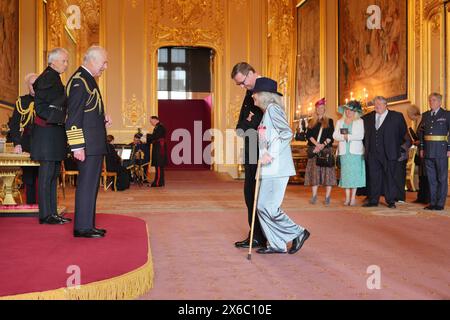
left=252, top=77, right=310, bottom=254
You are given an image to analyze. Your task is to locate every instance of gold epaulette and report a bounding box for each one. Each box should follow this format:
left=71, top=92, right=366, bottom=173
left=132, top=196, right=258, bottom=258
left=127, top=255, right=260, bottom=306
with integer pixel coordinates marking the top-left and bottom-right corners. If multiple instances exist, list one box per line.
left=66, top=126, right=85, bottom=146
left=66, top=72, right=102, bottom=114
left=16, top=98, right=36, bottom=129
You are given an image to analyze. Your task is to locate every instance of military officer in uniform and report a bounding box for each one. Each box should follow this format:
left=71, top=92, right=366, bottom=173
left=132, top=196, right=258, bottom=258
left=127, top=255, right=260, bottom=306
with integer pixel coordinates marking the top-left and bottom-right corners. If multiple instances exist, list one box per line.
left=31, top=48, right=71, bottom=225
left=66, top=46, right=111, bottom=238
left=9, top=73, right=39, bottom=204
left=419, top=93, right=450, bottom=211
left=146, top=116, right=167, bottom=187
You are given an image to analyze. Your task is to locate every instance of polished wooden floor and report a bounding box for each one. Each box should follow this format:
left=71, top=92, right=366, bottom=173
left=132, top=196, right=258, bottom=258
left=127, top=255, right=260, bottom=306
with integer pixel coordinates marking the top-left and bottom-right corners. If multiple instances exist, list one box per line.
left=59, top=170, right=450, bottom=299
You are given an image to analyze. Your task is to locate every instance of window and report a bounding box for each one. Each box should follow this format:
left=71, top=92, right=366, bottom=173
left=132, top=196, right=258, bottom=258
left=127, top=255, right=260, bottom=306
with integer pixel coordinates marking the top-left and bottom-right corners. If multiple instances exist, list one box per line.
left=157, top=47, right=213, bottom=100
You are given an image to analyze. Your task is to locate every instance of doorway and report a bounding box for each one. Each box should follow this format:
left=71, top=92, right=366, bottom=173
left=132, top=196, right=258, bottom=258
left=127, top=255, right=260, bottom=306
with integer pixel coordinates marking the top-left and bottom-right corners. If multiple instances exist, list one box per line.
left=156, top=47, right=214, bottom=170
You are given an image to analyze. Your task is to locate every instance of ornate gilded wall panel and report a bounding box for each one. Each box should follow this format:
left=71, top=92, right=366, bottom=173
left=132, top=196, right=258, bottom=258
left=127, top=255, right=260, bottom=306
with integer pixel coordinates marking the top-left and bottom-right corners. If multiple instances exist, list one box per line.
left=267, top=0, right=295, bottom=119
left=0, top=0, right=19, bottom=107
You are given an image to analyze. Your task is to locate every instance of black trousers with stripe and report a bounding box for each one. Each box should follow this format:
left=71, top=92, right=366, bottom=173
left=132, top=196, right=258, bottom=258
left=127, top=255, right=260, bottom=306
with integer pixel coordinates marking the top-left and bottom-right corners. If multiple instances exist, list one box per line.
left=74, top=155, right=102, bottom=231
left=152, top=166, right=165, bottom=186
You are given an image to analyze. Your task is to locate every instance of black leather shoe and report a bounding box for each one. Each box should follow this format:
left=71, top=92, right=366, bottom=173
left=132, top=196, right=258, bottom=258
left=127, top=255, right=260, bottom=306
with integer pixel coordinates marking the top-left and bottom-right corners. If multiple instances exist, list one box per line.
left=424, top=205, right=436, bottom=210
left=74, top=229, right=105, bottom=238
left=256, top=247, right=286, bottom=254
left=234, top=238, right=250, bottom=248
left=362, top=203, right=378, bottom=207
left=289, top=229, right=310, bottom=254
left=59, top=216, right=72, bottom=223
left=93, top=228, right=107, bottom=234
left=235, top=238, right=265, bottom=248
left=39, top=215, right=71, bottom=225
left=434, top=206, right=444, bottom=211
left=387, top=203, right=396, bottom=209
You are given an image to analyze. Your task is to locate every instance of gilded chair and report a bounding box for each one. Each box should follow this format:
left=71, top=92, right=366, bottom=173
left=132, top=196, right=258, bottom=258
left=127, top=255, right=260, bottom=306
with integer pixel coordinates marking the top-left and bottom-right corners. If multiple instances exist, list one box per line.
left=101, top=156, right=117, bottom=191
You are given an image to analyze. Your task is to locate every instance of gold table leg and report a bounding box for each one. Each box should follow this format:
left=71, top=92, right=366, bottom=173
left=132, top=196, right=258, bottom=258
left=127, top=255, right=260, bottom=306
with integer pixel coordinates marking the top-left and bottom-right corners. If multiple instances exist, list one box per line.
left=0, top=167, right=21, bottom=205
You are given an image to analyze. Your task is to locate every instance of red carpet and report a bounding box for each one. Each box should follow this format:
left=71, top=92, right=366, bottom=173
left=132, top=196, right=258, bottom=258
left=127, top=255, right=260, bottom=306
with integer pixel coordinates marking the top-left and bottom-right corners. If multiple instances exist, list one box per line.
left=0, top=214, right=153, bottom=299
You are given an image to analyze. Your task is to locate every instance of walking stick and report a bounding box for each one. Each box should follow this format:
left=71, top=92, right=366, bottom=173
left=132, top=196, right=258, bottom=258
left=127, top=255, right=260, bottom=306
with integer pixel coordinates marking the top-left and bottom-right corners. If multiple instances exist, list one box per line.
left=247, top=159, right=262, bottom=261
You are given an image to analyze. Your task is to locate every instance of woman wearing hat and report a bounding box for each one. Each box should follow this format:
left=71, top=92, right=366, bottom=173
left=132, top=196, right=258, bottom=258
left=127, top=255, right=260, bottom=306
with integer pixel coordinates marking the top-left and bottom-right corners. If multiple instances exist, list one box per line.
left=305, top=98, right=337, bottom=205
left=251, top=77, right=310, bottom=254
left=333, top=100, right=366, bottom=206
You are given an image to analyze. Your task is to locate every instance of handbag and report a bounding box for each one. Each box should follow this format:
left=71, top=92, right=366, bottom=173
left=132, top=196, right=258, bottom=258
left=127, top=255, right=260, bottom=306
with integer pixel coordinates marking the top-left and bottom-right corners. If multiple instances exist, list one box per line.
left=316, top=147, right=336, bottom=168
left=335, top=147, right=341, bottom=169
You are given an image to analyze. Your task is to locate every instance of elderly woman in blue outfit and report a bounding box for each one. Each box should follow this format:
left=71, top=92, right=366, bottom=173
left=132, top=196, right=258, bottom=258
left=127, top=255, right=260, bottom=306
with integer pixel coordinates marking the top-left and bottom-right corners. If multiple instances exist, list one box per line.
left=252, top=77, right=310, bottom=254
left=333, top=100, right=366, bottom=206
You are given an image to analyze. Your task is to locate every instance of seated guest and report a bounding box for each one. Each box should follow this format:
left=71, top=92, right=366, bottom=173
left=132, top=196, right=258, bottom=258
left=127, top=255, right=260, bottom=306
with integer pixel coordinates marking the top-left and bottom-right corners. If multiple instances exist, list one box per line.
left=106, top=135, right=130, bottom=191
left=128, top=133, right=150, bottom=182
left=407, top=105, right=429, bottom=204
left=333, top=100, right=366, bottom=206
left=304, top=98, right=337, bottom=206
left=252, top=77, right=310, bottom=255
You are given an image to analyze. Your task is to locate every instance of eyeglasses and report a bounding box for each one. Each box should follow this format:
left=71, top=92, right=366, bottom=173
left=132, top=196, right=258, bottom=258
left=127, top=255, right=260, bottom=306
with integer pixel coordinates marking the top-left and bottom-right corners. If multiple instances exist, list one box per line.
left=236, top=72, right=249, bottom=86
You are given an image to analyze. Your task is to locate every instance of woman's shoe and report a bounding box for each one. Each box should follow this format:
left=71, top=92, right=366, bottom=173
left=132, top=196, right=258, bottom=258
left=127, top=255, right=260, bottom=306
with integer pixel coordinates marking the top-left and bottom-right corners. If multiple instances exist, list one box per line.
left=309, top=195, right=317, bottom=204
left=324, top=197, right=331, bottom=206
left=349, top=199, right=357, bottom=207
left=344, top=200, right=350, bottom=206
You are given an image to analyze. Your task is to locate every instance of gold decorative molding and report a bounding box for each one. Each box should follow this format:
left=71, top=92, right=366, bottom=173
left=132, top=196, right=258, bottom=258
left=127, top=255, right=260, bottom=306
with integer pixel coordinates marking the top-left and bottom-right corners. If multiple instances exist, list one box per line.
left=267, top=0, right=295, bottom=117
left=122, top=94, right=146, bottom=128
left=148, top=0, right=226, bottom=51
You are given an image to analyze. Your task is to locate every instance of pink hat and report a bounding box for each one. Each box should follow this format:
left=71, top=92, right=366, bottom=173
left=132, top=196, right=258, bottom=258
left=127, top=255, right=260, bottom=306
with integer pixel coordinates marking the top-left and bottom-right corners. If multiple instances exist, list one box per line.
left=315, top=98, right=326, bottom=107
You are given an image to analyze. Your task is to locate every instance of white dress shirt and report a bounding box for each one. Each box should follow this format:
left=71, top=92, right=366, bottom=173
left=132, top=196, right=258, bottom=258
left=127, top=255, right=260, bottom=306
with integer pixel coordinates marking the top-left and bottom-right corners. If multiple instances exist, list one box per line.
left=376, top=110, right=389, bottom=130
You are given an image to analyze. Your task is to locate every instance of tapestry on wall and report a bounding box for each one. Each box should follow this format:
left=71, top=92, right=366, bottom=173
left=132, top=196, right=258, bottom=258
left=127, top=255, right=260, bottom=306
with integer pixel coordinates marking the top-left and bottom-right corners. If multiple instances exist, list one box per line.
left=296, top=0, right=321, bottom=119
left=338, top=0, right=408, bottom=105
left=0, top=0, right=19, bottom=107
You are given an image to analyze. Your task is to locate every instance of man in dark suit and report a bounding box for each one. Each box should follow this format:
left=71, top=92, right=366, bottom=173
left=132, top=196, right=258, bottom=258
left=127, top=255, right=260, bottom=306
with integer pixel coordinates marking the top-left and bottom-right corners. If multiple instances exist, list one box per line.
left=362, top=96, right=407, bottom=209
left=147, top=116, right=167, bottom=187
left=418, top=93, right=450, bottom=211
left=231, top=62, right=266, bottom=248
left=9, top=73, right=39, bottom=204
left=66, top=46, right=112, bottom=238
left=31, top=48, right=71, bottom=225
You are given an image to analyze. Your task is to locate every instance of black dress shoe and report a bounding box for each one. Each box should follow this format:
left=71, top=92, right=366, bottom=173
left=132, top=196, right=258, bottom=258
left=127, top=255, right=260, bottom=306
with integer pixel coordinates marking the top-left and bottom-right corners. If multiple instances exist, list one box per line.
left=93, top=228, right=107, bottom=234
left=256, top=247, right=286, bottom=254
left=235, top=238, right=265, bottom=248
left=39, top=215, right=71, bottom=225
left=387, top=203, right=396, bottom=209
left=434, top=206, right=444, bottom=211
left=74, top=229, right=105, bottom=238
left=424, top=205, right=436, bottom=210
left=59, top=216, right=72, bottom=223
left=234, top=238, right=250, bottom=248
left=289, top=229, right=310, bottom=254
left=362, top=203, right=378, bottom=207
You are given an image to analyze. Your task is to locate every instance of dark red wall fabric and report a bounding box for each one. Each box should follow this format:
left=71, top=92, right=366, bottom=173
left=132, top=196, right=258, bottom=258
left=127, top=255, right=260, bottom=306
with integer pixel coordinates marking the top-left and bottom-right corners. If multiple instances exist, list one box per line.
left=158, top=99, right=212, bottom=170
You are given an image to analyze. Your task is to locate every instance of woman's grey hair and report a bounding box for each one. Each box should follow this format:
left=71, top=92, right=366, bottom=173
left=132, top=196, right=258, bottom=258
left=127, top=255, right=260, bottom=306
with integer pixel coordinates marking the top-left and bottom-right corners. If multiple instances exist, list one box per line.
left=48, top=48, right=68, bottom=65
left=83, top=46, right=107, bottom=64
left=256, top=92, right=285, bottom=110
left=373, top=96, right=387, bottom=106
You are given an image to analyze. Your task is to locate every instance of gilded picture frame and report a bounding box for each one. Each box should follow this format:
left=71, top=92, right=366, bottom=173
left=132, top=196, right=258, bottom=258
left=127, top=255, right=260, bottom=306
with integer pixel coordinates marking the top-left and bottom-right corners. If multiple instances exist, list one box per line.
left=338, top=0, right=409, bottom=106
left=0, top=0, right=19, bottom=108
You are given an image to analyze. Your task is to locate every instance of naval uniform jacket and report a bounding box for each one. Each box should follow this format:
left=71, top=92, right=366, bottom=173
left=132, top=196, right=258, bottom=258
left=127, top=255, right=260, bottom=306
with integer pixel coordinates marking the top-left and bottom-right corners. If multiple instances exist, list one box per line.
left=31, top=66, right=67, bottom=161
left=9, top=94, right=35, bottom=153
left=65, top=67, right=107, bottom=155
